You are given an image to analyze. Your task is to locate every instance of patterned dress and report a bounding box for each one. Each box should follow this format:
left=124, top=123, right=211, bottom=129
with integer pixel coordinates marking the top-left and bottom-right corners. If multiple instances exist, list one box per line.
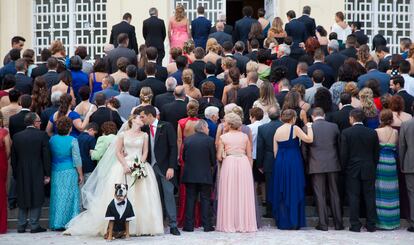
left=375, top=143, right=400, bottom=229
left=49, top=135, right=82, bottom=230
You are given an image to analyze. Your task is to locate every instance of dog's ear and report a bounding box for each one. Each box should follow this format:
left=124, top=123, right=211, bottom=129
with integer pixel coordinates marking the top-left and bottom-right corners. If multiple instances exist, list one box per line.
left=125, top=184, right=128, bottom=190
left=114, top=184, right=118, bottom=189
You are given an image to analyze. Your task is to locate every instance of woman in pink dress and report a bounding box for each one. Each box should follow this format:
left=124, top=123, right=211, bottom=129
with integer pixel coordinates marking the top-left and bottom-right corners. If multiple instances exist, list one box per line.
left=169, top=4, right=191, bottom=50
left=216, top=112, right=257, bottom=233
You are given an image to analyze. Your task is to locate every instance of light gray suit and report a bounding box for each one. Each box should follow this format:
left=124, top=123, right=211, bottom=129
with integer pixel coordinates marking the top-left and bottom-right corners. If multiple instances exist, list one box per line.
left=302, top=118, right=343, bottom=229
left=115, top=92, right=140, bottom=120
left=399, top=118, right=414, bottom=228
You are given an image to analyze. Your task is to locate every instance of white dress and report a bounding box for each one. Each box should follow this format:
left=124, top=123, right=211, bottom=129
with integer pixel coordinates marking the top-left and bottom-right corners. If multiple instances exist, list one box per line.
left=64, top=132, right=164, bottom=236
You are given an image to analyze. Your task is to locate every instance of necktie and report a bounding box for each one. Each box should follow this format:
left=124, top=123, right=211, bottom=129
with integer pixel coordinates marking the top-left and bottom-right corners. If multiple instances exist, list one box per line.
left=150, top=124, right=155, bottom=137
left=117, top=200, right=125, bottom=206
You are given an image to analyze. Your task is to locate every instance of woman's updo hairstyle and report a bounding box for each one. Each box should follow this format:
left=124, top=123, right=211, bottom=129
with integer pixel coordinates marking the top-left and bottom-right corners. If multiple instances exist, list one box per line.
left=280, top=109, right=297, bottom=123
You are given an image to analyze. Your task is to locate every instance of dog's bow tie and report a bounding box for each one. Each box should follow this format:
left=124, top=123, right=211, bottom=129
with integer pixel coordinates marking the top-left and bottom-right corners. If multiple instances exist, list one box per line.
left=117, top=200, right=126, bottom=206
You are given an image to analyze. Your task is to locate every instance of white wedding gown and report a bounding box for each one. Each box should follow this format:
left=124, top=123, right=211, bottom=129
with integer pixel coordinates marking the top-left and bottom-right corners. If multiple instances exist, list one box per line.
left=64, top=131, right=164, bottom=236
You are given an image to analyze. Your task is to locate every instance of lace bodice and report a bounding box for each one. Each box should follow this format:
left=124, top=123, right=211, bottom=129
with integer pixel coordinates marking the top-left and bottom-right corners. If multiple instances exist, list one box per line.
left=121, top=132, right=147, bottom=165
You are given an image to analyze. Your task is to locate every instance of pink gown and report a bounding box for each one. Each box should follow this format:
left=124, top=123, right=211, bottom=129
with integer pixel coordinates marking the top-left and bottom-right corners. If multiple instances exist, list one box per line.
left=216, top=131, right=257, bottom=232
left=170, top=21, right=189, bottom=49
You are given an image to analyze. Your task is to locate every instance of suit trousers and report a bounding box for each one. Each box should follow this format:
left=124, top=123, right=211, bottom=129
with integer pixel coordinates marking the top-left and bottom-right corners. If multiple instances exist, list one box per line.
left=157, top=48, right=165, bottom=66
left=312, top=172, right=343, bottom=228
left=18, top=207, right=41, bottom=230
left=184, top=183, right=212, bottom=229
left=346, top=175, right=377, bottom=229
left=153, top=164, right=177, bottom=228
left=405, top=174, right=414, bottom=227
left=8, top=177, right=17, bottom=207
left=264, top=172, right=272, bottom=216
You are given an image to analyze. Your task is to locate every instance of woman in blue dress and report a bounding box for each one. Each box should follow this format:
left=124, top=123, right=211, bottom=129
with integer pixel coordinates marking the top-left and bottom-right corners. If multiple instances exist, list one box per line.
left=49, top=116, right=83, bottom=231
left=89, top=58, right=108, bottom=100
left=69, top=56, right=89, bottom=104
left=270, top=109, right=313, bottom=230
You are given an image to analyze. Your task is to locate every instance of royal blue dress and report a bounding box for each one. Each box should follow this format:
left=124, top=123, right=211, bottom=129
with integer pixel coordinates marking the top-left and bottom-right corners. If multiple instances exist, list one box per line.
left=49, top=111, right=81, bottom=137
left=269, top=125, right=306, bottom=229
left=49, top=135, right=82, bottom=230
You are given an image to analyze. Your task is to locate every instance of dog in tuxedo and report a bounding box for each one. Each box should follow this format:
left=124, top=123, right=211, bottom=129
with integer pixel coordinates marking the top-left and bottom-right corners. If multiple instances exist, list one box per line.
left=104, top=184, right=135, bottom=240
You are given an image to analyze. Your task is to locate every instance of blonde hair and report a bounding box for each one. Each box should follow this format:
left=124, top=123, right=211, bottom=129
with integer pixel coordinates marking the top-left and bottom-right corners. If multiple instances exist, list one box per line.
left=140, top=86, right=153, bottom=103
left=224, top=112, right=242, bottom=129
left=222, top=57, right=236, bottom=69
left=344, top=82, right=359, bottom=97
left=246, top=61, right=259, bottom=73
left=224, top=103, right=237, bottom=115
left=175, top=4, right=186, bottom=22
left=259, top=81, right=277, bottom=107
left=182, top=68, right=194, bottom=87
left=206, top=38, right=219, bottom=52
left=50, top=40, right=65, bottom=55
left=264, top=37, right=278, bottom=49
left=186, top=100, right=199, bottom=117
left=127, top=114, right=138, bottom=129
left=272, top=17, right=284, bottom=34
left=231, top=105, right=244, bottom=121
left=359, top=88, right=377, bottom=117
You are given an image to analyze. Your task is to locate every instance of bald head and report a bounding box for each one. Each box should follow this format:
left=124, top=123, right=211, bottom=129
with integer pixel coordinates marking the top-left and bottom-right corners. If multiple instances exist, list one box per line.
left=174, top=85, right=186, bottom=99
left=216, top=22, right=225, bottom=32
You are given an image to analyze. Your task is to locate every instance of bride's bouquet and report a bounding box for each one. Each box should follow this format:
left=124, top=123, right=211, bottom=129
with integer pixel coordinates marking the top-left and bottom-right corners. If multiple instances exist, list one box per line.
left=130, top=156, right=148, bottom=186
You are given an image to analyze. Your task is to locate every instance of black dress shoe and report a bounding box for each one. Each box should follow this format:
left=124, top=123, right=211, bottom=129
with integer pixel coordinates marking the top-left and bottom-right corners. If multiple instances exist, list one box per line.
left=17, top=228, right=26, bottom=233
left=407, top=227, right=414, bottom=232
left=54, top=228, right=66, bottom=232
left=9, top=203, right=17, bottom=210
left=366, top=227, right=376, bottom=232
left=262, top=213, right=273, bottom=218
left=204, top=226, right=215, bottom=232
left=349, top=227, right=361, bottom=232
left=315, top=225, right=328, bottom=231
left=170, top=227, right=181, bottom=236
left=335, top=225, right=345, bottom=231
left=30, top=227, right=47, bottom=233
left=182, top=227, right=194, bottom=232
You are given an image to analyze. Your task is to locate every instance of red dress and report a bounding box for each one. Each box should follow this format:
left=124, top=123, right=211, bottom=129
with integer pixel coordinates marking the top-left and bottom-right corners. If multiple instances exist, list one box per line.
left=0, top=128, right=9, bottom=233
left=177, top=117, right=201, bottom=228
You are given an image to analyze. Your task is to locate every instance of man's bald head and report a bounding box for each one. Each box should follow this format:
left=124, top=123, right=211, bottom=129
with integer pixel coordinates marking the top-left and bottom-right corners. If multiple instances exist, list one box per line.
left=174, top=85, right=186, bottom=99
left=216, top=22, right=225, bottom=32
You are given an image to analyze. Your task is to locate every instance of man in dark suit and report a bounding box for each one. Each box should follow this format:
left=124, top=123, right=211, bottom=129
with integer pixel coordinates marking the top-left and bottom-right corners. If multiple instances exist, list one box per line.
left=308, top=49, right=335, bottom=88
left=357, top=61, right=390, bottom=95
left=210, top=14, right=233, bottom=35
left=182, top=120, right=215, bottom=232
left=256, top=105, right=283, bottom=217
left=233, top=6, right=258, bottom=46
left=136, top=105, right=180, bottom=236
left=325, top=40, right=347, bottom=79
left=390, top=75, right=414, bottom=115
left=42, top=57, right=60, bottom=88
left=31, top=48, right=51, bottom=79
left=191, top=6, right=211, bottom=49
left=11, top=112, right=50, bottom=233
left=215, top=41, right=235, bottom=75
left=208, top=22, right=232, bottom=46
left=285, top=10, right=307, bottom=48
left=271, top=44, right=298, bottom=81
left=233, top=41, right=250, bottom=75
left=137, top=62, right=166, bottom=98
left=375, top=45, right=392, bottom=73
left=351, top=22, right=368, bottom=46
left=189, top=47, right=206, bottom=88
left=244, top=39, right=259, bottom=62
left=399, top=108, right=414, bottom=232
left=340, top=109, right=379, bottom=232
left=106, top=33, right=137, bottom=74
left=3, top=36, right=25, bottom=66
left=302, top=108, right=343, bottom=231
left=0, top=48, right=20, bottom=84
left=237, top=72, right=260, bottom=124
left=327, top=92, right=354, bottom=132
left=126, top=64, right=140, bottom=97
left=160, top=86, right=188, bottom=130
left=297, top=6, right=316, bottom=37
left=169, top=56, right=187, bottom=85
left=89, top=94, right=123, bottom=136
left=276, top=78, right=291, bottom=108
left=136, top=47, right=168, bottom=82
left=14, top=59, right=32, bottom=95
left=142, top=8, right=166, bottom=65
left=340, top=34, right=358, bottom=59
left=291, top=62, right=313, bottom=89
left=109, top=13, right=138, bottom=54
left=154, top=77, right=177, bottom=110
left=199, top=62, right=224, bottom=100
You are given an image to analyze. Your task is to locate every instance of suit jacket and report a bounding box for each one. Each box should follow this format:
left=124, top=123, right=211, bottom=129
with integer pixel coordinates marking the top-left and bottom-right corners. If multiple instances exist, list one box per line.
left=169, top=69, right=183, bottom=85
left=276, top=90, right=289, bottom=108
left=160, top=99, right=188, bottom=130
left=198, top=75, right=224, bottom=100
left=128, top=77, right=141, bottom=97
left=256, top=120, right=283, bottom=173
left=30, top=63, right=48, bottom=79
left=233, top=53, right=250, bottom=75
left=308, top=62, right=336, bottom=89
left=327, top=105, right=354, bottom=132
left=182, top=132, right=215, bottom=184
left=397, top=90, right=414, bottom=115
left=115, top=92, right=140, bottom=119
left=142, top=16, right=166, bottom=50
left=244, top=50, right=258, bottom=62
left=285, top=19, right=307, bottom=47
left=357, top=69, right=390, bottom=95
left=90, top=107, right=123, bottom=135
left=302, top=119, right=341, bottom=174
left=137, top=62, right=168, bottom=82
left=189, top=60, right=206, bottom=88
left=272, top=55, right=298, bottom=81
left=109, top=21, right=138, bottom=54
left=210, top=24, right=233, bottom=36
left=11, top=127, right=51, bottom=208
left=297, top=15, right=316, bottom=37
left=353, top=30, right=368, bottom=45
left=154, top=91, right=175, bottom=111
left=399, top=118, right=414, bottom=173
left=106, top=47, right=137, bottom=74
left=42, top=71, right=60, bottom=88
left=325, top=51, right=347, bottom=79
left=9, top=110, right=30, bottom=138
left=291, top=74, right=313, bottom=89
left=236, top=84, right=260, bottom=124
left=0, top=61, right=17, bottom=84
left=208, top=31, right=232, bottom=46
left=340, top=47, right=357, bottom=59
left=378, top=55, right=392, bottom=73
left=15, top=73, right=33, bottom=94
left=191, top=16, right=211, bottom=48
left=142, top=120, right=178, bottom=175
left=234, top=16, right=258, bottom=45
left=340, top=124, right=380, bottom=180
left=137, top=77, right=166, bottom=98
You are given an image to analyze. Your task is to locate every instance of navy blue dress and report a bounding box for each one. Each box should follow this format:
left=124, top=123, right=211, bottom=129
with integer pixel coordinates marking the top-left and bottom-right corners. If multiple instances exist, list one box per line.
left=269, top=125, right=306, bottom=229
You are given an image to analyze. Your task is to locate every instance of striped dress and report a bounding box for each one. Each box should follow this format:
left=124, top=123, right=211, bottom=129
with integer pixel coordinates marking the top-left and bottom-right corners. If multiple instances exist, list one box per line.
left=375, top=143, right=400, bottom=229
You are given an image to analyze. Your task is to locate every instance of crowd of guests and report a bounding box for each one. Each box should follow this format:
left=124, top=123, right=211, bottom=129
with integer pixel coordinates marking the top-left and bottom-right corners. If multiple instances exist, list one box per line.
left=1, top=4, right=414, bottom=236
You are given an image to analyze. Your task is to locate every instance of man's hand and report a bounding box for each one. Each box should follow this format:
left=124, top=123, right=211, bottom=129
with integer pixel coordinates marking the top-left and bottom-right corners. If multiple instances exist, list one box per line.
left=166, top=168, right=174, bottom=180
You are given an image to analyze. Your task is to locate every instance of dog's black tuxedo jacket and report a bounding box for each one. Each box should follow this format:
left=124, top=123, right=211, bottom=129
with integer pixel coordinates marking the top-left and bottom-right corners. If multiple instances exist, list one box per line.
left=105, top=198, right=135, bottom=232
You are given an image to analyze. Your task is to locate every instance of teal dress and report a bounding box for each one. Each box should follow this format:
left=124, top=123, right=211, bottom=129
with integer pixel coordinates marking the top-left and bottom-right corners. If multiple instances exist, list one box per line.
left=49, top=135, right=82, bottom=230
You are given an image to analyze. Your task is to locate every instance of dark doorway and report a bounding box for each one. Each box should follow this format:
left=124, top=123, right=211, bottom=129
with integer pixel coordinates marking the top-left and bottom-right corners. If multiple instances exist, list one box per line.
left=226, top=0, right=264, bottom=27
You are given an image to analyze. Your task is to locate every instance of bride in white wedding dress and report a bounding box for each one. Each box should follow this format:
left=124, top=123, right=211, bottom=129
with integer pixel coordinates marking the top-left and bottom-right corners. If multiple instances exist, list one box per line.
left=64, top=115, right=164, bottom=236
